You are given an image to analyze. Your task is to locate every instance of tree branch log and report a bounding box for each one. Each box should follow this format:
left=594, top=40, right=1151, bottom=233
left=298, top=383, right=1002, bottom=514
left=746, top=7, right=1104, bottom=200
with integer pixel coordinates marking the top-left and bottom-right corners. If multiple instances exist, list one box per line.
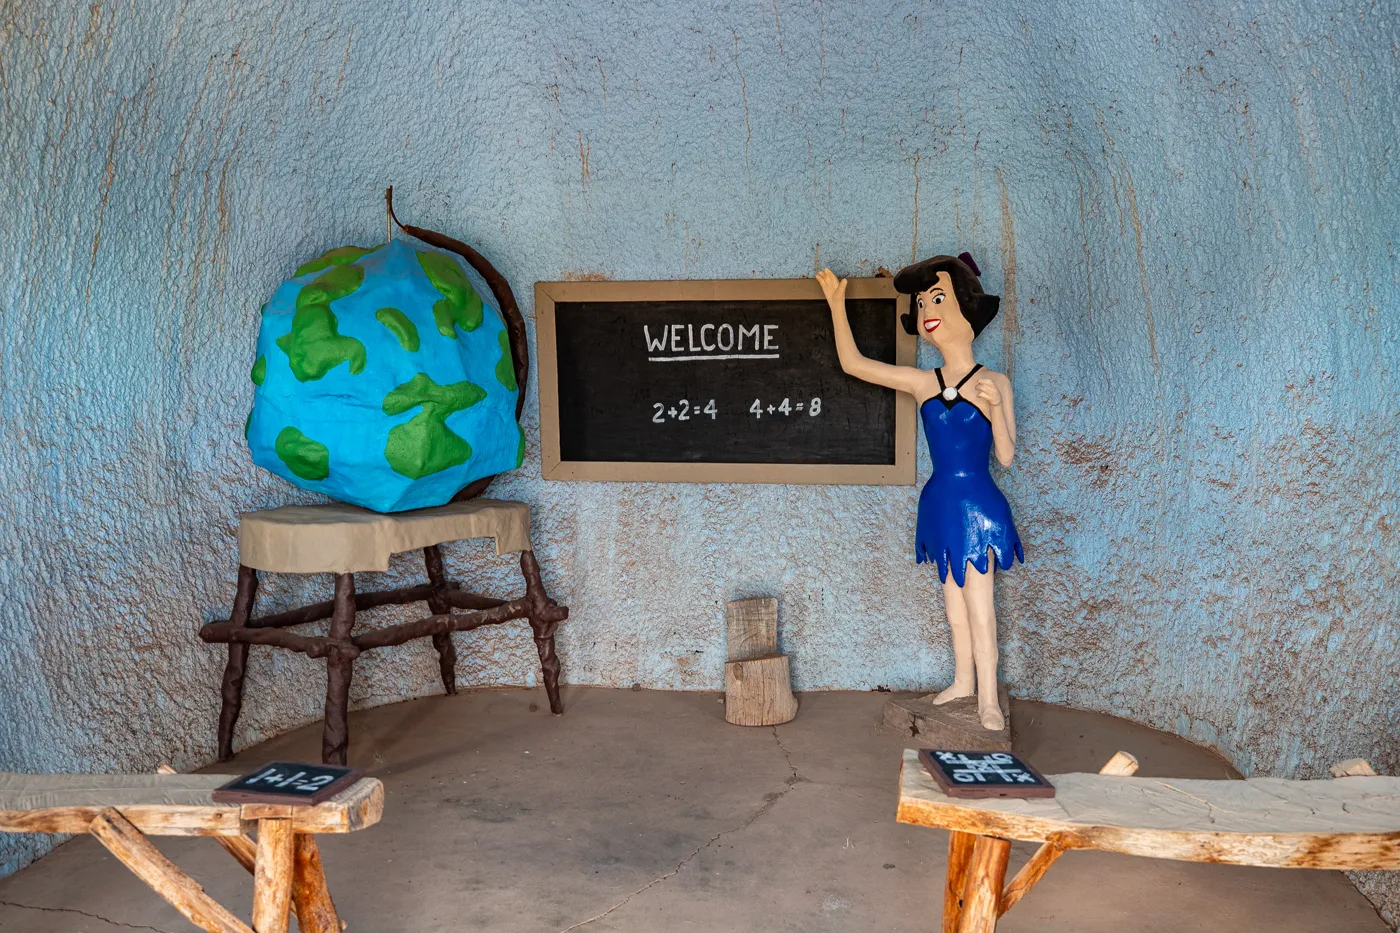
left=291, top=834, right=341, bottom=933
left=89, top=809, right=253, bottom=933
left=350, top=600, right=531, bottom=650
left=252, top=818, right=295, bottom=933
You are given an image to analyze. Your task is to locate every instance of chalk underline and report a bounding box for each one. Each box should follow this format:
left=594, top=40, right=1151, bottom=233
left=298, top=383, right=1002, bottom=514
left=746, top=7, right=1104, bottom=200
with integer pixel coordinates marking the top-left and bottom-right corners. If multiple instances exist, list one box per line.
left=647, top=353, right=781, bottom=362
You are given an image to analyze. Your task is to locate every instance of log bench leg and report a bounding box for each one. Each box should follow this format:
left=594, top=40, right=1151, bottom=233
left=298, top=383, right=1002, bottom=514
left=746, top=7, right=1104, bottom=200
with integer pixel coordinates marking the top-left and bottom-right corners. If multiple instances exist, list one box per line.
left=216, top=834, right=338, bottom=931
left=520, top=549, right=564, bottom=714
left=998, top=843, right=1062, bottom=917
left=209, top=831, right=339, bottom=931
left=423, top=545, right=458, bottom=695
left=253, top=818, right=295, bottom=933
left=291, top=834, right=341, bottom=933
left=943, top=831, right=976, bottom=933
left=218, top=566, right=259, bottom=761
left=89, top=809, right=252, bottom=933
left=957, top=835, right=1011, bottom=933
left=322, top=573, right=359, bottom=766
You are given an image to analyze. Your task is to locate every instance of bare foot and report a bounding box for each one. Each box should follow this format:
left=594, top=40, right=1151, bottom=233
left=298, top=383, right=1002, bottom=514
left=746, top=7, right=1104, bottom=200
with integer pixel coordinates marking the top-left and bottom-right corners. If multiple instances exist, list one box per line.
left=928, top=682, right=974, bottom=705
left=978, top=698, right=1005, bottom=731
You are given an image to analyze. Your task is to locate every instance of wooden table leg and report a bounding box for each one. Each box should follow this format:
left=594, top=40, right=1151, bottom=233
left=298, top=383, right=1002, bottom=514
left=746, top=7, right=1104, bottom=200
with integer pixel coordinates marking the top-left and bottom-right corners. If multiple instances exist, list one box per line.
left=89, top=809, right=252, bottom=933
left=957, top=835, right=1011, bottom=933
left=423, top=545, right=458, bottom=695
left=322, top=573, right=358, bottom=766
left=252, top=818, right=295, bottom=933
left=291, top=834, right=342, bottom=933
left=943, top=831, right=976, bottom=933
left=218, top=566, right=259, bottom=761
left=520, top=550, right=564, bottom=714
left=532, top=626, right=562, bottom=713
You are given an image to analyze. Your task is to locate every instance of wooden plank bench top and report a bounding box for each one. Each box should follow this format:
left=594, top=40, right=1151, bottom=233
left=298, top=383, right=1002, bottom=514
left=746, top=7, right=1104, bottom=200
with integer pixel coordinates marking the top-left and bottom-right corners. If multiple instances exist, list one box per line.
left=0, top=772, right=383, bottom=837
left=897, top=748, right=1400, bottom=870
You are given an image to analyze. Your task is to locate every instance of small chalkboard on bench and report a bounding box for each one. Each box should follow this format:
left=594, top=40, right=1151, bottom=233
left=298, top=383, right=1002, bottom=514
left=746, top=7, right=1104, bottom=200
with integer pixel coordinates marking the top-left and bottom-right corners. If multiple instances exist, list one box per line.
left=919, top=749, right=1056, bottom=799
left=211, top=762, right=363, bottom=805
left=535, top=278, right=916, bottom=484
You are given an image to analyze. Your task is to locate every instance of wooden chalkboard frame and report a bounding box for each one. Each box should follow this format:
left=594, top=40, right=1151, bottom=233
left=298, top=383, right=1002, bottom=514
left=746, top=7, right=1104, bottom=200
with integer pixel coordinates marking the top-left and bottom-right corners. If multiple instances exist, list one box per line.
left=535, top=278, right=916, bottom=484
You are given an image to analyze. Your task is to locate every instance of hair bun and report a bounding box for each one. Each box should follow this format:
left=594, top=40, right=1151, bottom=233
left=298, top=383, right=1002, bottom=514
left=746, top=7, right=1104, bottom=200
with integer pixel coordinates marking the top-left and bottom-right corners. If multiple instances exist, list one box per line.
left=957, top=252, right=981, bottom=277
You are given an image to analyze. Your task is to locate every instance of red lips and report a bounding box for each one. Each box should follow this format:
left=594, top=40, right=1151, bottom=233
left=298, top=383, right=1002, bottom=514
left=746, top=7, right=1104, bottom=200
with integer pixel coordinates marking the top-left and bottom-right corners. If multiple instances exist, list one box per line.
left=923, top=318, right=941, bottom=333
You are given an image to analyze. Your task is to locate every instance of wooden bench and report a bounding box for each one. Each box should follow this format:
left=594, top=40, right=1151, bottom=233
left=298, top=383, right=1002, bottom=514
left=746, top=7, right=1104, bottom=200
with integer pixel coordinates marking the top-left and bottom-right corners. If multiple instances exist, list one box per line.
left=0, top=769, right=383, bottom=933
left=896, top=748, right=1400, bottom=932
left=199, top=498, right=568, bottom=765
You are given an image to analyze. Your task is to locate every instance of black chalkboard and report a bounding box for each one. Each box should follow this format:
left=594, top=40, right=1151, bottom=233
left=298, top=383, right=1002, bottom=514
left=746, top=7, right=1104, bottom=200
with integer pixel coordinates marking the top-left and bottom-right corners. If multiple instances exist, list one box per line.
left=919, top=750, right=1056, bottom=799
left=536, top=279, right=915, bottom=484
left=211, top=762, right=363, bottom=805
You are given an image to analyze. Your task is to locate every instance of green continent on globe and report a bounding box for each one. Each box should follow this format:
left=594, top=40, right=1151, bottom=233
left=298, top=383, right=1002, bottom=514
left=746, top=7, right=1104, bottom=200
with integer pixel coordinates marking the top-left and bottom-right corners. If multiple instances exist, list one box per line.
left=297, top=264, right=364, bottom=306
left=495, top=330, right=516, bottom=390
left=276, top=265, right=367, bottom=382
left=294, top=244, right=379, bottom=278
left=417, top=251, right=483, bottom=336
left=382, top=373, right=487, bottom=479
left=515, top=425, right=526, bottom=468
left=275, top=426, right=331, bottom=481
left=376, top=307, right=420, bottom=352
left=250, top=355, right=266, bottom=385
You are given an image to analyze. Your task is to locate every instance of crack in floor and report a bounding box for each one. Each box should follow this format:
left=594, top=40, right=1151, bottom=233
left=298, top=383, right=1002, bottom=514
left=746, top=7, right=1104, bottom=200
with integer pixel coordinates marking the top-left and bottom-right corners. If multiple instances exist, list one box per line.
left=557, top=726, right=802, bottom=932
left=0, top=899, right=178, bottom=932
left=771, top=725, right=801, bottom=786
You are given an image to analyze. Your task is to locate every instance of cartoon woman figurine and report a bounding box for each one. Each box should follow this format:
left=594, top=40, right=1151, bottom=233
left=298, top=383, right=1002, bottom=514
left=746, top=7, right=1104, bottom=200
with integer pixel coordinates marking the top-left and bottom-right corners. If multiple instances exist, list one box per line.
left=818, top=254, right=1022, bottom=731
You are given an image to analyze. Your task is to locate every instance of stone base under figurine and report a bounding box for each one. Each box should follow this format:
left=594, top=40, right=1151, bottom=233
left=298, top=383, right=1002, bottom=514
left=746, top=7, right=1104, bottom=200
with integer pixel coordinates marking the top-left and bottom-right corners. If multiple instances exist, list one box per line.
left=882, top=684, right=1011, bottom=751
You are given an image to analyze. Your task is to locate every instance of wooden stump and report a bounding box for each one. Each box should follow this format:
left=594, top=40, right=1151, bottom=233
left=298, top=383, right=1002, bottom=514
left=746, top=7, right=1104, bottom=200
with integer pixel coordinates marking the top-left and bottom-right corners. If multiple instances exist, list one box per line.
left=725, top=655, right=798, bottom=726
left=726, top=597, right=780, bottom=660
left=724, top=598, right=797, bottom=726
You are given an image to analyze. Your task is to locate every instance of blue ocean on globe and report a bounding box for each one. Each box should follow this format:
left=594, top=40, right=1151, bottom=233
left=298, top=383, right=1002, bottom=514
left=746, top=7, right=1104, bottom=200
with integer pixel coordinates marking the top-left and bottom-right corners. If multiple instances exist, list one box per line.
left=246, top=239, right=523, bottom=512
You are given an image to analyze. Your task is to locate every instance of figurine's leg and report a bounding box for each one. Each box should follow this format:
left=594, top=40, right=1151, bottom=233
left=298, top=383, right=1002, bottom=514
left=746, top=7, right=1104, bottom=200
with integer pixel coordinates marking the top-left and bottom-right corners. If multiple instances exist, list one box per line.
left=961, top=562, right=1003, bottom=731
left=930, top=574, right=975, bottom=705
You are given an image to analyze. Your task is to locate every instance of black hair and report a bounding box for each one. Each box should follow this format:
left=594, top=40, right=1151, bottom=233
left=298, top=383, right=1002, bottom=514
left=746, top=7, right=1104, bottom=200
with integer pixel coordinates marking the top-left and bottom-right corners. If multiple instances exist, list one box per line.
left=894, top=252, right=1000, bottom=337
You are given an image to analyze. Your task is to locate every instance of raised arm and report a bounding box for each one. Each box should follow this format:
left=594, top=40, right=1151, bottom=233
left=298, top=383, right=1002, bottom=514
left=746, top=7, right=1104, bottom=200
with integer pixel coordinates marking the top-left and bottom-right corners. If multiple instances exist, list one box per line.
left=973, top=373, right=1016, bottom=466
left=817, top=268, right=924, bottom=396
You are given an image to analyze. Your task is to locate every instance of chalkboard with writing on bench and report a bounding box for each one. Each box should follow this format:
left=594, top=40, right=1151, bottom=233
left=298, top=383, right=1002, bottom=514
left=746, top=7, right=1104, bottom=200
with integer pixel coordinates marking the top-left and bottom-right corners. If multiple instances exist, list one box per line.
left=211, top=762, right=364, bottom=805
left=535, top=278, right=915, bottom=484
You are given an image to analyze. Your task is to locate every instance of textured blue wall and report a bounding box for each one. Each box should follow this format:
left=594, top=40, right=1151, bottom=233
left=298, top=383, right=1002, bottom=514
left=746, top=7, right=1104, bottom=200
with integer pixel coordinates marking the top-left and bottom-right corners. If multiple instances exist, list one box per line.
left=2, top=0, right=1397, bottom=909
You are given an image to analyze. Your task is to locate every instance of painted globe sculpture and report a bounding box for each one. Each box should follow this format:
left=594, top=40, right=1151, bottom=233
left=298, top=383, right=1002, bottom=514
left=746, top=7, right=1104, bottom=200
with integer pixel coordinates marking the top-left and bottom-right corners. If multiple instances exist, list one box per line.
left=246, top=239, right=523, bottom=512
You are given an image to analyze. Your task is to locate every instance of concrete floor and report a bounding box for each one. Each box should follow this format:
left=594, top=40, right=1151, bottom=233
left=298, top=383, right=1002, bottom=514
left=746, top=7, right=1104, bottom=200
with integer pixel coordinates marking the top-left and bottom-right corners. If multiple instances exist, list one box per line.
left=0, top=688, right=1388, bottom=932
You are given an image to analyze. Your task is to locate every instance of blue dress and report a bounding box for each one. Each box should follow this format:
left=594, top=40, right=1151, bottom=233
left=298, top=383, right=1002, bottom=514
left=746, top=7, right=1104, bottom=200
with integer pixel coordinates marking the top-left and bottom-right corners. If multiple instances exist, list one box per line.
left=915, top=365, right=1024, bottom=586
